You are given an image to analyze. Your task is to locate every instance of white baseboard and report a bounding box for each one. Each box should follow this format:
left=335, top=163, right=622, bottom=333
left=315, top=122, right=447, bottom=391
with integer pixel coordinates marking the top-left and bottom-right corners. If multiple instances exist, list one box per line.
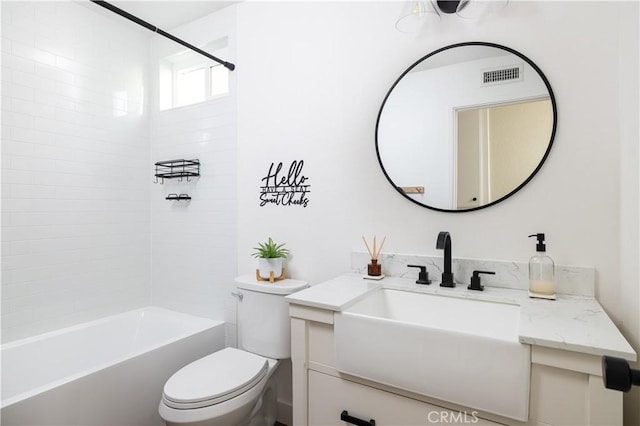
left=277, top=399, right=292, bottom=426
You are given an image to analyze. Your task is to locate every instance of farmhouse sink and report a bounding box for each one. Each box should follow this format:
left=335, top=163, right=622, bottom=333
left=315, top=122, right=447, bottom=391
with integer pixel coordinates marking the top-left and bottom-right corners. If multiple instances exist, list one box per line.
left=334, top=289, right=530, bottom=421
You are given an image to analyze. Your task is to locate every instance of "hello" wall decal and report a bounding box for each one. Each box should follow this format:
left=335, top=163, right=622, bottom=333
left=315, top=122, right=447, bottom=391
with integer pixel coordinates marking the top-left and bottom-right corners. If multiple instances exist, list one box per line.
left=259, top=160, right=310, bottom=208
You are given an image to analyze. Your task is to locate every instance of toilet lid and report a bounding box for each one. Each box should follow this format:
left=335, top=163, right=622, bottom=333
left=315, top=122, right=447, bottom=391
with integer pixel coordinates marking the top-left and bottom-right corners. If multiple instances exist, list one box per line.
left=162, top=347, right=268, bottom=409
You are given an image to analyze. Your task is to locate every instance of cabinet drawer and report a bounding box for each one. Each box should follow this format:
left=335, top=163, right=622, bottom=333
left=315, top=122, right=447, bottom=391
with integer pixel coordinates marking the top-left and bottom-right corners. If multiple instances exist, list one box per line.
left=308, top=371, right=499, bottom=426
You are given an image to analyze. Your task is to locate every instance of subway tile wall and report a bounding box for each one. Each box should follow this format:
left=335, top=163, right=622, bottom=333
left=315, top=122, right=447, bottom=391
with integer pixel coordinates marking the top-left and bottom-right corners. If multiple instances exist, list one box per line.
left=149, top=7, right=237, bottom=343
left=150, top=100, right=237, bottom=324
left=1, top=2, right=151, bottom=342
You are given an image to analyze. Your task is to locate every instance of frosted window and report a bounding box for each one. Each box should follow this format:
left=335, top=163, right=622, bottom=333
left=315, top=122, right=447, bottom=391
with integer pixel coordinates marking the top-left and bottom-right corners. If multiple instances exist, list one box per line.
left=176, top=67, right=206, bottom=108
left=159, top=37, right=229, bottom=111
left=210, top=65, right=229, bottom=97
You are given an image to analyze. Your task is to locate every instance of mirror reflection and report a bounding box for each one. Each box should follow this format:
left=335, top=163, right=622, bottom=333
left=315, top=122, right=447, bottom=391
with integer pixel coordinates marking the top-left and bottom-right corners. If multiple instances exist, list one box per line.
left=376, top=43, right=556, bottom=212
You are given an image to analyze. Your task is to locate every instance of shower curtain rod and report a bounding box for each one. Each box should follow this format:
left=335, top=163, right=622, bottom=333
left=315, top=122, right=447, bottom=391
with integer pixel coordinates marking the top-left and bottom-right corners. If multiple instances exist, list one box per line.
left=90, top=0, right=235, bottom=71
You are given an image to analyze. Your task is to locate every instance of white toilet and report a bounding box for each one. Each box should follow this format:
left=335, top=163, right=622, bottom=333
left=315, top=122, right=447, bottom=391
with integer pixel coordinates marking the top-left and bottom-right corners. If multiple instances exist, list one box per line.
left=158, top=275, right=308, bottom=426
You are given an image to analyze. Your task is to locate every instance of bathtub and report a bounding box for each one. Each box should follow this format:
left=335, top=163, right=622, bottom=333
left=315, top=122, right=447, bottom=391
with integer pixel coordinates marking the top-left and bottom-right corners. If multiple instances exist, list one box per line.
left=1, top=307, right=225, bottom=426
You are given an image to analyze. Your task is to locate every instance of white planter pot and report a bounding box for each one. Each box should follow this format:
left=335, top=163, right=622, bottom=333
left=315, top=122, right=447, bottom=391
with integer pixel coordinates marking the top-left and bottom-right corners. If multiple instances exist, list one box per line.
left=257, top=258, right=283, bottom=279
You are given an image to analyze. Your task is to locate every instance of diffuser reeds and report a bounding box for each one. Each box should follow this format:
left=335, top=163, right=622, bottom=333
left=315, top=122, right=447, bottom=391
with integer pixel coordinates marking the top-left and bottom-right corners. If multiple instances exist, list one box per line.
left=362, top=235, right=386, bottom=260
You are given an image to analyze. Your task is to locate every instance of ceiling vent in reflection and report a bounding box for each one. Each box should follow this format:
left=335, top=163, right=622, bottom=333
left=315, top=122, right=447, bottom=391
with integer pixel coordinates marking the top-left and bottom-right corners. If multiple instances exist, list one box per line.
left=482, top=64, right=523, bottom=86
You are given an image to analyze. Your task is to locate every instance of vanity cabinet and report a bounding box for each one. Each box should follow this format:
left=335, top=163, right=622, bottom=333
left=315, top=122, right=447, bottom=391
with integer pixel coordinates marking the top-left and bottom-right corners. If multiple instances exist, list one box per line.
left=289, top=305, right=623, bottom=426
left=309, top=370, right=498, bottom=426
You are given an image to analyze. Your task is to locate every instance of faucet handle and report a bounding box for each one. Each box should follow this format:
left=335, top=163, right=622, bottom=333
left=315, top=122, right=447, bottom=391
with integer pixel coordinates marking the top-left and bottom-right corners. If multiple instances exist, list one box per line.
left=407, top=265, right=431, bottom=285
left=468, top=270, right=495, bottom=291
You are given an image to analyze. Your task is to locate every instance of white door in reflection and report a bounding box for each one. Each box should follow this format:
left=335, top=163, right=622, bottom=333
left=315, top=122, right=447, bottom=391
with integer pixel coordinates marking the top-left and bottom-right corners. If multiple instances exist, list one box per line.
left=455, top=98, right=552, bottom=209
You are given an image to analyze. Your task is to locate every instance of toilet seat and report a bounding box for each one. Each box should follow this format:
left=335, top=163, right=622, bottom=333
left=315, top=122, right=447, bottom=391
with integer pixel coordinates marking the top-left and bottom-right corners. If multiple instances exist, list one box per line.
left=162, top=347, right=268, bottom=410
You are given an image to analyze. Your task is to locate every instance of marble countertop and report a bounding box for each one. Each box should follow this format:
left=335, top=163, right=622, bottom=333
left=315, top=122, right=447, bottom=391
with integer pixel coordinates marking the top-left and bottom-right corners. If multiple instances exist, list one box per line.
left=285, top=273, right=636, bottom=361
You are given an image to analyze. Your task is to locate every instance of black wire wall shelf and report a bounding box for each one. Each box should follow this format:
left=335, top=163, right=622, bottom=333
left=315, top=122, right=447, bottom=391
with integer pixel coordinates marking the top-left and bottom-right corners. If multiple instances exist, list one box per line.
left=154, top=159, right=200, bottom=184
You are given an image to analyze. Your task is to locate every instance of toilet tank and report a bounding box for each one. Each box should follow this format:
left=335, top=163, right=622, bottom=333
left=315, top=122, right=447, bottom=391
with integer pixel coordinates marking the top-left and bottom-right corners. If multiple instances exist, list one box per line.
left=235, top=275, right=308, bottom=359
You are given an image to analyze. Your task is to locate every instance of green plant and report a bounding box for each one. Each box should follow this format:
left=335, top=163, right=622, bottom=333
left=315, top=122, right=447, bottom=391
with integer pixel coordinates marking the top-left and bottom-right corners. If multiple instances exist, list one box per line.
left=252, top=237, right=289, bottom=259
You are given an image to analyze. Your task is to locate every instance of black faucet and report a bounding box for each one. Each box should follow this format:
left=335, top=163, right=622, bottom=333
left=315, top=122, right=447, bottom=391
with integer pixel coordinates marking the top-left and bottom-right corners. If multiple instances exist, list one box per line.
left=436, top=231, right=454, bottom=287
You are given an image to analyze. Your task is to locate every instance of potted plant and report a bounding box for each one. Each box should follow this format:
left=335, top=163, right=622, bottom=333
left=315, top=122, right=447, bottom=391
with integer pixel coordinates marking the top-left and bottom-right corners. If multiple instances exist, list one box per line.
left=252, top=237, right=289, bottom=280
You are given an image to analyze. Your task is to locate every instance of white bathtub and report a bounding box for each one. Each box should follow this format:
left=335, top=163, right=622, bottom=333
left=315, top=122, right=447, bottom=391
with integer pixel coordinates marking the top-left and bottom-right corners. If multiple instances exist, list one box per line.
left=1, top=307, right=225, bottom=426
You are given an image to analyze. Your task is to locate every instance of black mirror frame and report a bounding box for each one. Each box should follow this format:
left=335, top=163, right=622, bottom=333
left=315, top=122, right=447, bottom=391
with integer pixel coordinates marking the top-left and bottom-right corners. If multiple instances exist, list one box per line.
left=375, top=41, right=558, bottom=213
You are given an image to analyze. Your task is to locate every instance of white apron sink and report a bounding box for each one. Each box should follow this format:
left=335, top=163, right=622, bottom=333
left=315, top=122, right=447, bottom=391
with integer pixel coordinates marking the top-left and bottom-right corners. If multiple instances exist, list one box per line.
left=334, top=289, right=530, bottom=421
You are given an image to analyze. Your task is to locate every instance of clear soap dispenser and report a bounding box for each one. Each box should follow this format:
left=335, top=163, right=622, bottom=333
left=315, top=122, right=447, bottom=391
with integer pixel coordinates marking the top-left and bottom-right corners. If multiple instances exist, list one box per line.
left=528, top=233, right=556, bottom=300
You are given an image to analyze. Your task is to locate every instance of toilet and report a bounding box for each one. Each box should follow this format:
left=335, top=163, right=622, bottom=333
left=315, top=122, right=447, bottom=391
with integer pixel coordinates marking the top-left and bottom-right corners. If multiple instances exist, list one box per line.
left=158, top=275, right=308, bottom=426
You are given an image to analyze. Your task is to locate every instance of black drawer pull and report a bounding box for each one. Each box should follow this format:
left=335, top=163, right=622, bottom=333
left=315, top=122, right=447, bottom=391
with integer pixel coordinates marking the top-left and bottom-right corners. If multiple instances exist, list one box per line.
left=341, top=410, right=376, bottom=426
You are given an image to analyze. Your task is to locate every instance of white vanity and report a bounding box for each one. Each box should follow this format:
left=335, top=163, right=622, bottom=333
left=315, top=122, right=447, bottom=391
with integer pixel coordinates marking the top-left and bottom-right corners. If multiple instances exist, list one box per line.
left=286, top=272, right=636, bottom=426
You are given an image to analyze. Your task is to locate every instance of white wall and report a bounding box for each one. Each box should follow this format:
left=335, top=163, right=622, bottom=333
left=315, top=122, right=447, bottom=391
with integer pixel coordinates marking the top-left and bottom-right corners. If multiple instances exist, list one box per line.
left=149, top=6, right=238, bottom=343
left=1, top=1, right=150, bottom=342
left=618, top=0, right=640, bottom=421
left=236, top=1, right=639, bottom=422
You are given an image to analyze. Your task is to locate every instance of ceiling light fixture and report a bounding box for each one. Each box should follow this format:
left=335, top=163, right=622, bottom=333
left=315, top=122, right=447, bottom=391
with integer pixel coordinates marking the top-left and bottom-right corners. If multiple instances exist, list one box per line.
left=395, top=0, right=509, bottom=34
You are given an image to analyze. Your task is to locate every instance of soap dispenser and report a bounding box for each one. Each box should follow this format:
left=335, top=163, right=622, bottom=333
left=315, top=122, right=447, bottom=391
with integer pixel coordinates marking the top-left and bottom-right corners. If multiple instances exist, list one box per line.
left=528, top=233, right=556, bottom=300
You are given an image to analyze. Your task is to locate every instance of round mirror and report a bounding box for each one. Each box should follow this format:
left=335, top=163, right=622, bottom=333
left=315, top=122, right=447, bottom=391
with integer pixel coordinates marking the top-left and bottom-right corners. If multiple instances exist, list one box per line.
left=376, top=42, right=557, bottom=212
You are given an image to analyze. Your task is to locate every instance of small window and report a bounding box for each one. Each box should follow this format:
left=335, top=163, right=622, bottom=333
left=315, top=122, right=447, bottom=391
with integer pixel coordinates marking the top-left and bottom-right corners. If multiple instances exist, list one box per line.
left=160, top=38, right=229, bottom=111
left=176, top=66, right=206, bottom=107
left=210, top=64, right=229, bottom=98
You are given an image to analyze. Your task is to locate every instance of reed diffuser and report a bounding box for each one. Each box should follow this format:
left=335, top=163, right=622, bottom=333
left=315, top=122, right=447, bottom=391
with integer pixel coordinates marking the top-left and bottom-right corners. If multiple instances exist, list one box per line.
left=362, top=235, right=386, bottom=277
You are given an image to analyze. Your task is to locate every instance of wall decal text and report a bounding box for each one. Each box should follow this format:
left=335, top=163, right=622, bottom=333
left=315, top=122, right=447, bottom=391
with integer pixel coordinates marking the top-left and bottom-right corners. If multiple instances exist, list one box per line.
left=259, top=160, right=310, bottom=207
